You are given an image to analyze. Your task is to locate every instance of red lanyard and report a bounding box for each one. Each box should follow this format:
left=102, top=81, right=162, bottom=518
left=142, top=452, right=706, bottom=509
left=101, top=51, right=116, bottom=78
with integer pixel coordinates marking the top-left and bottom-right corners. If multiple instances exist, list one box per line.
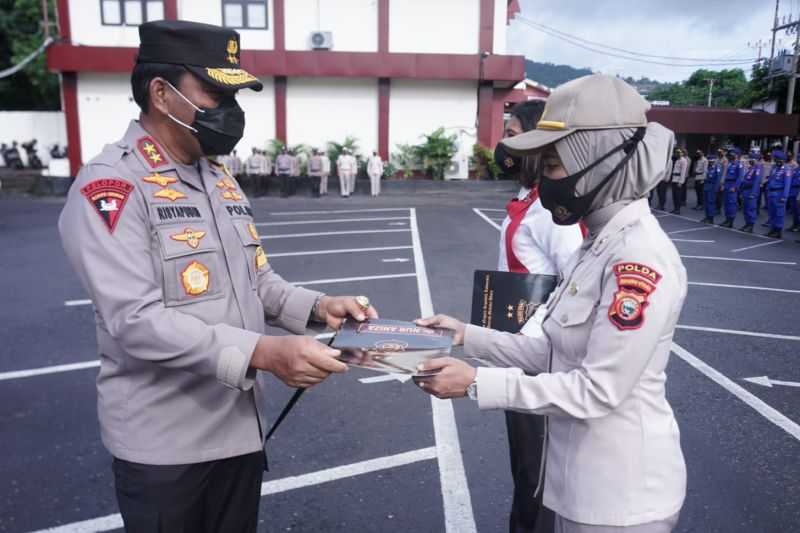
left=505, top=187, right=539, bottom=273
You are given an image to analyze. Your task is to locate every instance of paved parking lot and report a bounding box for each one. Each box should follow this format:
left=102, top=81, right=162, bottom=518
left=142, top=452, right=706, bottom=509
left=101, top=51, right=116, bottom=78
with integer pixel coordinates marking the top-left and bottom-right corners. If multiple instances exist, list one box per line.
left=1, top=186, right=799, bottom=532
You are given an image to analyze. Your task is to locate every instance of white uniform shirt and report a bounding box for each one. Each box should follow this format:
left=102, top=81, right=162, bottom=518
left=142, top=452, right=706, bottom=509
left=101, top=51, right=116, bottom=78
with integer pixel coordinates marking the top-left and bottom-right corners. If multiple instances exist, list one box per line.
left=498, top=187, right=584, bottom=276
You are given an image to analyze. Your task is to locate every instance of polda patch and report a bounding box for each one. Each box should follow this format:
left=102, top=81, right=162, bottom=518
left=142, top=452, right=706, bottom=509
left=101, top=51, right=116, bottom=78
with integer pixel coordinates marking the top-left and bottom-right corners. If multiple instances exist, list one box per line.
left=608, top=262, right=662, bottom=331
left=80, top=178, right=135, bottom=234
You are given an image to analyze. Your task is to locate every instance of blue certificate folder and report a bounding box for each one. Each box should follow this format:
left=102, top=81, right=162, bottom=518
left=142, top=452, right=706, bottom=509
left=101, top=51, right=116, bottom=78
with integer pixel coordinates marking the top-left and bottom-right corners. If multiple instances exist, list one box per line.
left=470, top=270, right=558, bottom=334
left=331, top=319, right=454, bottom=376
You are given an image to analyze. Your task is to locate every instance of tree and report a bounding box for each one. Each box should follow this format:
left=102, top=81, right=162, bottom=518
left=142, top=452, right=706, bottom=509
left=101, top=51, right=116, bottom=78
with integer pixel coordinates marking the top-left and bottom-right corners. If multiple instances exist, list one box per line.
left=0, top=0, right=60, bottom=110
left=647, top=68, right=750, bottom=108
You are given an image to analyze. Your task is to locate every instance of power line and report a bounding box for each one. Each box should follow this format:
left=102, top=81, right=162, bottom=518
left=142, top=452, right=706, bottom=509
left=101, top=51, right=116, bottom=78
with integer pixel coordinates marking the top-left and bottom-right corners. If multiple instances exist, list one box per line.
left=514, top=16, right=758, bottom=67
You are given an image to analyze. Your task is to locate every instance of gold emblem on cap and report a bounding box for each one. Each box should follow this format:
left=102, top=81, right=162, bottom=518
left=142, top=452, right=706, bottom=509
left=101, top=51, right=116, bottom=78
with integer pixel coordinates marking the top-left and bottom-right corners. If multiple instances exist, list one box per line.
left=153, top=187, right=187, bottom=202
left=255, top=245, right=268, bottom=270
left=142, top=173, right=177, bottom=187
left=206, top=67, right=257, bottom=86
left=181, top=260, right=210, bottom=295
left=226, top=38, right=239, bottom=64
left=170, top=228, right=207, bottom=249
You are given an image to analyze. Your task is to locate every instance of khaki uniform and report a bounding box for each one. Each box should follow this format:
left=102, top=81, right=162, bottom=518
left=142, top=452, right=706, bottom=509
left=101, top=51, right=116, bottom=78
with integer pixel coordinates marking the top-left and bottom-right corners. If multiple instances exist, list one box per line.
left=337, top=154, right=356, bottom=196
left=58, top=121, right=321, bottom=465
left=308, top=155, right=326, bottom=195
left=465, top=199, right=687, bottom=527
left=367, top=155, right=384, bottom=196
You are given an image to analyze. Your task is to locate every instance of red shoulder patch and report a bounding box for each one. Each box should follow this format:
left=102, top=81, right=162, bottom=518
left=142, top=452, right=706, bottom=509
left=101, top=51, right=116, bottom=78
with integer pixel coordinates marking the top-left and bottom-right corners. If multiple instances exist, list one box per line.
left=136, top=136, right=168, bottom=168
left=608, top=262, right=662, bottom=331
left=80, top=178, right=135, bottom=233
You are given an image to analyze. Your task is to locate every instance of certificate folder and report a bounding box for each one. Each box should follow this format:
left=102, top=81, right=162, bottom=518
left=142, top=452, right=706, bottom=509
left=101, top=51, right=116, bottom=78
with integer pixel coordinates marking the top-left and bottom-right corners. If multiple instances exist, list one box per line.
left=470, top=270, right=558, bottom=333
left=331, top=319, right=454, bottom=376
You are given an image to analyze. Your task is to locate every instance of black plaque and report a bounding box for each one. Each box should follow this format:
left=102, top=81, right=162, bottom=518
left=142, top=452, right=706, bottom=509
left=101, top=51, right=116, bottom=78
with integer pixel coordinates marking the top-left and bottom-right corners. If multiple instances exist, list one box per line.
left=470, top=270, right=558, bottom=333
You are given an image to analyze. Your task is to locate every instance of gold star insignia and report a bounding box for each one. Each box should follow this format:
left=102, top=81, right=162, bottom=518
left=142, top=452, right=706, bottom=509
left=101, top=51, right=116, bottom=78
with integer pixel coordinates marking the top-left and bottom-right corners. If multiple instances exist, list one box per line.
left=153, top=188, right=187, bottom=202
left=142, top=142, right=157, bottom=155
left=142, top=173, right=178, bottom=187
left=255, top=246, right=268, bottom=269
left=170, top=228, right=207, bottom=249
left=149, top=152, right=163, bottom=164
left=247, top=223, right=259, bottom=240
left=216, top=178, right=237, bottom=191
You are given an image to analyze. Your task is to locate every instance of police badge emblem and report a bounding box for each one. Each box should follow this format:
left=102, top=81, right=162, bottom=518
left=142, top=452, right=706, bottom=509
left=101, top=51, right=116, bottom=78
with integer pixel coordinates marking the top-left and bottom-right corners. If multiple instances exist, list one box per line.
left=608, top=262, right=662, bottom=331
left=80, top=178, right=135, bottom=233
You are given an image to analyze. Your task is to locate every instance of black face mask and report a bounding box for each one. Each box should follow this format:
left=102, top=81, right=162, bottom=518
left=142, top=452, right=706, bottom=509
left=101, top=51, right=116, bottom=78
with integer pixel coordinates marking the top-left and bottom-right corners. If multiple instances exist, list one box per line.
left=494, top=142, right=538, bottom=188
left=166, top=81, right=245, bottom=156
left=538, top=128, right=646, bottom=226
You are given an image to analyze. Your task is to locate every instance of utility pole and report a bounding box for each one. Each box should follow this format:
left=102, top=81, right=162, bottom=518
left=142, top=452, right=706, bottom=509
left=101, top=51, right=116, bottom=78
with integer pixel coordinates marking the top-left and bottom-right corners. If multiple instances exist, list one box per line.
left=769, top=0, right=781, bottom=91
left=704, top=78, right=716, bottom=107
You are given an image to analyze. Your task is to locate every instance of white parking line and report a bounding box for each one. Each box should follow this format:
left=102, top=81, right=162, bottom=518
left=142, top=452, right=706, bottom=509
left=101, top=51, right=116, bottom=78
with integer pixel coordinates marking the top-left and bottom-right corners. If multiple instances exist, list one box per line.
left=476, top=207, right=505, bottom=212
left=657, top=211, right=774, bottom=240
left=29, top=447, right=438, bottom=533
left=473, top=208, right=502, bottom=231
left=261, top=229, right=410, bottom=239
left=676, top=325, right=800, bottom=342
left=409, top=208, right=477, bottom=533
left=294, top=273, right=417, bottom=286
left=671, top=343, right=800, bottom=441
left=667, top=227, right=714, bottom=235
left=64, top=299, right=91, bottom=307
left=731, top=240, right=784, bottom=253
left=670, top=239, right=715, bottom=243
left=0, top=360, right=100, bottom=382
left=688, top=281, right=800, bottom=294
left=680, top=255, right=797, bottom=266
left=268, top=208, right=411, bottom=216
left=256, top=216, right=409, bottom=227
left=268, top=246, right=413, bottom=258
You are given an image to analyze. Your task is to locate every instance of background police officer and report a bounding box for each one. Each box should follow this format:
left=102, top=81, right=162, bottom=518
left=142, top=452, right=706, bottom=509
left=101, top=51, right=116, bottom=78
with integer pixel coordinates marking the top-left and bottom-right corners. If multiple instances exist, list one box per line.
left=58, top=20, right=377, bottom=532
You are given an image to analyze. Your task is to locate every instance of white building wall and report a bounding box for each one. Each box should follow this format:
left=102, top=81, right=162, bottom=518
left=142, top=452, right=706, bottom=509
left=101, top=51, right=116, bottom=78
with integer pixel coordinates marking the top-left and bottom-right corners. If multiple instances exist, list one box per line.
left=285, top=0, right=377, bottom=52
left=492, top=0, right=506, bottom=54
left=76, top=73, right=140, bottom=161
left=286, top=77, right=378, bottom=153
left=389, top=79, right=477, bottom=151
left=0, top=111, right=67, bottom=166
left=68, top=0, right=145, bottom=47
left=178, top=0, right=274, bottom=50
left=389, top=0, right=479, bottom=54
left=236, top=77, right=276, bottom=153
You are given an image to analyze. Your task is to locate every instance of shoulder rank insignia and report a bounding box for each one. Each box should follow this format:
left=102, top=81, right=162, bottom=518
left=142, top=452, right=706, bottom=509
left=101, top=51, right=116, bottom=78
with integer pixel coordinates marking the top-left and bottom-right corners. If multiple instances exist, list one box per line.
left=181, top=260, right=210, bottom=295
left=247, top=222, right=260, bottom=240
left=608, top=262, right=662, bottom=331
left=255, top=245, right=268, bottom=270
left=80, top=178, right=135, bottom=234
left=221, top=190, right=243, bottom=201
left=142, top=173, right=178, bottom=187
left=154, top=188, right=187, bottom=202
left=216, top=177, right=238, bottom=190
left=137, top=137, right=168, bottom=168
left=170, top=228, right=207, bottom=249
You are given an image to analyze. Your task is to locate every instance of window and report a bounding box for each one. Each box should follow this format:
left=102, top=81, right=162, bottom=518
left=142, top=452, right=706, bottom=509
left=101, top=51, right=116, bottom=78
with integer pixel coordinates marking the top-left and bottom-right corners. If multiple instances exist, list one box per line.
left=222, top=0, right=268, bottom=29
left=101, top=0, right=164, bottom=26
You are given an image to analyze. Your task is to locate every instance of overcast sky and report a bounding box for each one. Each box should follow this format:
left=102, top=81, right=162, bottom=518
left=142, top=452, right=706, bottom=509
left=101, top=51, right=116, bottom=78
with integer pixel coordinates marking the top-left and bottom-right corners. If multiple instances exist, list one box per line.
left=506, top=0, right=789, bottom=83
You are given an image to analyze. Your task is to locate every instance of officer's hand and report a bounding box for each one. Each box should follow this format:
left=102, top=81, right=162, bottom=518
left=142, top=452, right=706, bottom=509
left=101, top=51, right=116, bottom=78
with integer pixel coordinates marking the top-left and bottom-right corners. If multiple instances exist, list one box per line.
left=317, top=295, right=379, bottom=330
left=415, top=315, right=466, bottom=346
left=413, top=357, right=476, bottom=399
left=251, top=335, right=347, bottom=388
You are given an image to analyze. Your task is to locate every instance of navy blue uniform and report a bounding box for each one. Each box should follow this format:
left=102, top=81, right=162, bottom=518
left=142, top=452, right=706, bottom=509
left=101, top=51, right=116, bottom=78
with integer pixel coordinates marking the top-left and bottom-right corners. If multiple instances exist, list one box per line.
left=703, top=159, right=722, bottom=219
left=766, top=163, right=792, bottom=233
left=739, top=162, right=764, bottom=226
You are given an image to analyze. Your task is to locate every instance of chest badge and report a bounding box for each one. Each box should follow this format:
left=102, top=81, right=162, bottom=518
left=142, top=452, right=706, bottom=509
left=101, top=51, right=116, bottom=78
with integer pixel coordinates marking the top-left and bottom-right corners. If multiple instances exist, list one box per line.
left=247, top=222, right=260, bottom=240
left=255, top=245, right=268, bottom=270
left=143, top=173, right=178, bottom=187
left=181, top=261, right=210, bottom=295
left=154, top=188, right=187, bottom=202
left=170, top=228, right=207, bottom=249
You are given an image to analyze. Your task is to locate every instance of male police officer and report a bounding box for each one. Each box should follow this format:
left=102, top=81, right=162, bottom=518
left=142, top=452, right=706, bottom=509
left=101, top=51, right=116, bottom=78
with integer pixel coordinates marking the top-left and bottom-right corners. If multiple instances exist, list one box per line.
left=701, top=153, right=723, bottom=223
left=692, top=149, right=708, bottom=210
left=766, top=150, right=792, bottom=238
left=58, top=20, right=377, bottom=532
left=738, top=150, right=765, bottom=233
left=719, top=148, right=745, bottom=228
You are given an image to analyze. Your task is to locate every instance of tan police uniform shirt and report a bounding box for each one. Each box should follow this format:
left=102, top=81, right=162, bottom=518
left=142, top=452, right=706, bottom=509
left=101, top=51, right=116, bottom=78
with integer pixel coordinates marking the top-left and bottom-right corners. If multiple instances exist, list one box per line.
left=464, top=199, right=687, bottom=526
left=58, top=121, right=322, bottom=465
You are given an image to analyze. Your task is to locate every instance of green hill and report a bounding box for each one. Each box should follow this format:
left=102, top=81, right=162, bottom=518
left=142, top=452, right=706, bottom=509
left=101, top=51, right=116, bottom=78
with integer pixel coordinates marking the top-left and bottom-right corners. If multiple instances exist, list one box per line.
left=524, top=59, right=593, bottom=88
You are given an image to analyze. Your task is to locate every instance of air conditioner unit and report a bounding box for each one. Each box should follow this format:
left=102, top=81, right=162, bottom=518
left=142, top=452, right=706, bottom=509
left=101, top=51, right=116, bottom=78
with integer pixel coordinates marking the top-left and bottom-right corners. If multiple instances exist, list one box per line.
left=310, top=31, right=333, bottom=50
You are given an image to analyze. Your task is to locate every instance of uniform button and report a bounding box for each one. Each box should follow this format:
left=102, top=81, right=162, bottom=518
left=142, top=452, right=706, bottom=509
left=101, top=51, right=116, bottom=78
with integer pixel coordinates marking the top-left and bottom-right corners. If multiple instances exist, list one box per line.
left=568, top=283, right=578, bottom=295
left=561, top=314, right=568, bottom=322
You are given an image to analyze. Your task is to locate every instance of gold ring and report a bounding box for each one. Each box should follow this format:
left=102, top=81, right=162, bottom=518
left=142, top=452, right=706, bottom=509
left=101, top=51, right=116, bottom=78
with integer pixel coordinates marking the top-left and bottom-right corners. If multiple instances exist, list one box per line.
left=355, top=295, right=370, bottom=310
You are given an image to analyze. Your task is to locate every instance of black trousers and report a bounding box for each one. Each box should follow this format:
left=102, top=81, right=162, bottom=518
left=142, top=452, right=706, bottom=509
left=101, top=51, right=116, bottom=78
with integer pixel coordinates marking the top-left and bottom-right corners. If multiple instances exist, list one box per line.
left=279, top=174, right=294, bottom=197
left=694, top=179, right=705, bottom=207
left=670, top=182, right=682, bottom=212
left=113, top=451, right=264, bottom=533
left=505, top=411, right=554, bottom=533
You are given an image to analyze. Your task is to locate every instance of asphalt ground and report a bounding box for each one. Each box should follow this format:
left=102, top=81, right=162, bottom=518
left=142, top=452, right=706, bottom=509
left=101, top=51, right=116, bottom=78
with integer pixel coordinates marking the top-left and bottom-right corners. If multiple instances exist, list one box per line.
left=1, top=183, right=799, bottom=533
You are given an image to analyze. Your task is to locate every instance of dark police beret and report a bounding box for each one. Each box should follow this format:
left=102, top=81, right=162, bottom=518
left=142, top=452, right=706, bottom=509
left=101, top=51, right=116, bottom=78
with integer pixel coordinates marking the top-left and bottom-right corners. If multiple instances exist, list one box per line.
left=137, top=20, right=263, bottom=92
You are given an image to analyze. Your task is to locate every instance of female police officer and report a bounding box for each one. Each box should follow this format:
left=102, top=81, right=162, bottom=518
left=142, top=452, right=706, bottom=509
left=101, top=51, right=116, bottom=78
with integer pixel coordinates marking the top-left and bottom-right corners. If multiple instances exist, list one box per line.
left=415, top=75, right=686, bottom=532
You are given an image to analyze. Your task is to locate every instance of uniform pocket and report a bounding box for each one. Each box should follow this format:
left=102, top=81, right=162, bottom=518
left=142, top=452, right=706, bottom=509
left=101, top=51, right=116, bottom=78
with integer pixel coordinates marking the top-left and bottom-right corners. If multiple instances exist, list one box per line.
left=156, top=224, right=225, bottom=307
left=549, top=294, right=598, bottom=364
left=233, top=221, right=267, bottom=289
